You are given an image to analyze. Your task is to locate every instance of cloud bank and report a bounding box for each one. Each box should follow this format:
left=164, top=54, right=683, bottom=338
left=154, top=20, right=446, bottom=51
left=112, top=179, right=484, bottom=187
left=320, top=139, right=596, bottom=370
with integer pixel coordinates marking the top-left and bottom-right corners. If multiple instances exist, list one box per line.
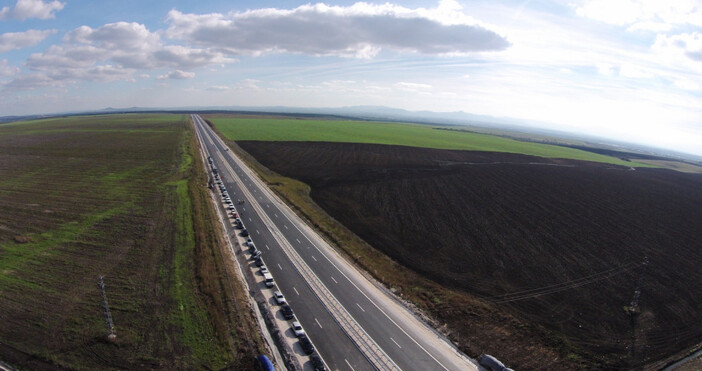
left=10, top=22, right=231, bottom=88
left=165, top=1, right=509, bottom=58
left=6, top=1, right=508, bottom=89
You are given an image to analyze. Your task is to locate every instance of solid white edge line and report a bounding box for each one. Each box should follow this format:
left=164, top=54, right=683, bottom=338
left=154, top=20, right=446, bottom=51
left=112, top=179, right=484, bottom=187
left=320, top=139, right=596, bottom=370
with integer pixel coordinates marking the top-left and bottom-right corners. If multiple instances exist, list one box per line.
left=345, top=358, right=356, bottom=371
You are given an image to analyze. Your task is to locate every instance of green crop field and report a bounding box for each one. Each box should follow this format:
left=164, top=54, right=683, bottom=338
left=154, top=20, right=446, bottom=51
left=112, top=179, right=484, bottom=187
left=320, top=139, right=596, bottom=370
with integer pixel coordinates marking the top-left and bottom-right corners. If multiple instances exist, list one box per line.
left=209, top=116, right=652, bottom=167
left=0, top=114, right=262, bottom=370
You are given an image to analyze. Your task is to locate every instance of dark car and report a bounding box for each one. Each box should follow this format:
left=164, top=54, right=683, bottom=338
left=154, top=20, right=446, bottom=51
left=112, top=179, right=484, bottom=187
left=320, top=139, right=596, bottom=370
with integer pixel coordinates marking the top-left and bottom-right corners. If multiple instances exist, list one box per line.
left=298, top=335, right=315, bottom=355
left=309, top=354, right=327, bottom=371
left=251, top=250, right=261, bottom=259
left=255, top=257, right=264, bottom=267
left=478, top=354, right=510, bottom=371
left=241, top=229, right=249, bottom=237
left=281, top=304, right=294, bottom=320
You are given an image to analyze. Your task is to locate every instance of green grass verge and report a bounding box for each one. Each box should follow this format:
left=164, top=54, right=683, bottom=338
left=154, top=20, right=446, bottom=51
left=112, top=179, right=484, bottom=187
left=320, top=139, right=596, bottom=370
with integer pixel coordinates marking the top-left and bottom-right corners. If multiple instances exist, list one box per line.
left=211, top=117, right=652, bottom=167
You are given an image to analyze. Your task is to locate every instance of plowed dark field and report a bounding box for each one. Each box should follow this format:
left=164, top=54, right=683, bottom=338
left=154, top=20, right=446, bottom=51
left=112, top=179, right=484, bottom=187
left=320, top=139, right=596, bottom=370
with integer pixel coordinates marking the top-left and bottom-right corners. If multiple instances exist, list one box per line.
left=239, top=141, right=702, bottom=369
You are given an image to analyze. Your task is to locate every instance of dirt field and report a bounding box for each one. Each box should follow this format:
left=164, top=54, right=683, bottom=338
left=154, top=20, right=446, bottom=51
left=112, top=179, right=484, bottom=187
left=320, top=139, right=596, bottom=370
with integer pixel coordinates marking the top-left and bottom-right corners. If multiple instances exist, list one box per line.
left=0, top=115, right=264, bottom=370
left=238, top=140, right=702, bottom=370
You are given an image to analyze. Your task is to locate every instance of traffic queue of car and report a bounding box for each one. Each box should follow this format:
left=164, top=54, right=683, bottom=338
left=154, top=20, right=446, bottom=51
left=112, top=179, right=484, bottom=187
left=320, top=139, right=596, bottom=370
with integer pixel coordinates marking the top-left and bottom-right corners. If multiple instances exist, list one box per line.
left=207, top=155, right=326, bottom=371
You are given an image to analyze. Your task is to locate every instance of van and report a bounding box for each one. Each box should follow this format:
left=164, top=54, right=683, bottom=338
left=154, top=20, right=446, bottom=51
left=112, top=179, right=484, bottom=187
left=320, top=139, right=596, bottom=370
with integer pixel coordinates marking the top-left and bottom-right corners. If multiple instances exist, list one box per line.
left=263, top=273, right=275, bottom=287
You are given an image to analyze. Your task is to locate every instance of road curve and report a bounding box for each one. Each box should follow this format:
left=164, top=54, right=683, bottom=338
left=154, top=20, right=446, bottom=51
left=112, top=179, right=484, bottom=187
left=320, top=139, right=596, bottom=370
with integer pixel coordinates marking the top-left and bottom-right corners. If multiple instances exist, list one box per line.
left=192, top=114, right=479, bottom=371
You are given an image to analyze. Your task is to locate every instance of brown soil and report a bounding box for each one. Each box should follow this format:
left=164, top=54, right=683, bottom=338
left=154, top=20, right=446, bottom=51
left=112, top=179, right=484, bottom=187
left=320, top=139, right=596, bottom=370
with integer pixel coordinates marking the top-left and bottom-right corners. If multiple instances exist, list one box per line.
left=239, top=140, right=702, bottom=370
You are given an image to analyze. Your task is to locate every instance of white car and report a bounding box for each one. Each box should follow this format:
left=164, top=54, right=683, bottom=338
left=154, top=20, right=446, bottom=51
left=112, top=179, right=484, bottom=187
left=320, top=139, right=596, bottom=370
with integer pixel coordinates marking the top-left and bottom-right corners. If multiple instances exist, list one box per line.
left=292, top=321, right=306, bottom=337
left=259, top=265, right=269, bottom=275
left=273, top=291, right=286, bottom=305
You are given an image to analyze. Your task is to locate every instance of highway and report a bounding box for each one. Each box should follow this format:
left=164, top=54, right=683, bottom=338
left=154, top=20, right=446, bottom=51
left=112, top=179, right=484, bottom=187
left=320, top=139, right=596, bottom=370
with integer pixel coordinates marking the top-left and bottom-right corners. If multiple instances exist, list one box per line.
left=192, top=114, right=478, bottom=371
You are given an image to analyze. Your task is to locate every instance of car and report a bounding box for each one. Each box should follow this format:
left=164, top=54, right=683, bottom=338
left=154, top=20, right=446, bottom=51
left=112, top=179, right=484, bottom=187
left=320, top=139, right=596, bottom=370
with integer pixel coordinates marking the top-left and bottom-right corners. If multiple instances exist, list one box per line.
left=264, top=273, right=275, bottom=287
left=254, top=257, right=264, bottom=267
left=280, top=304, right=294, bottom=320
left=231, top=212, right=239, bottom=218
left=291, top=321, right=305, bottom=337
left=251, top=250, right=261, bottom=259
left=298, top=335, right=315, bottom=355
left=309, top=354, right=327, bottom=371
left=245, top=238, right=253, bottom=246
left=248, top=244, right=257, bottom=253
left=228, top=205, right=235, bottom=210
left=241, top=229, right=249, bottom=237
left=273, top=291, right=286, bottom=305
left=259, top=265, right=269, bottom=275
left=226, top=200, right=233, bottom=205
left=225, top=148, right=229, bottom=151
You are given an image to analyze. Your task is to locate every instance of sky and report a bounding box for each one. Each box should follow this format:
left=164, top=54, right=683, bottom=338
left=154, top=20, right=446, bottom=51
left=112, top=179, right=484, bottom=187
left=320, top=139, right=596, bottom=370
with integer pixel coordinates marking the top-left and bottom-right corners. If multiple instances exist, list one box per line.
left=0, top=0, right=701, bottom=156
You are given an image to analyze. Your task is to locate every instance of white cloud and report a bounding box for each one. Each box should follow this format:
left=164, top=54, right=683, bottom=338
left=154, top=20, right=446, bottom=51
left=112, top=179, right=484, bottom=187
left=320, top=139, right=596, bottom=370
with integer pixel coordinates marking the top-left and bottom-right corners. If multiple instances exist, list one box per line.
left=575, top=0, right=702, bottom=29
left=9, top=22, right=233, bottom=89
left=156, top=70, right=194, bottom=80
left=626, top=21, right=671, bottom=32
left=674, top=79, right=700, bottom=90
left=619, top=64, right=655, bottom=78
left=66, top=22, right=160, bottom=52
left=4, top=73, right=55, bottom=89
left=0, top=0, right=64, bottom=20
left=165, top=1, right=509, bottom=58
left=0, top=59, right=19, bottom=77
left=596, top=63, right=615, bottom=76
left=0, top=29, right=55, bottom=53
left=395, top=82, right=433, bottom=91
left=208, top=85, right=230, bottom=91
left=653, top=32, right=702, bottom=63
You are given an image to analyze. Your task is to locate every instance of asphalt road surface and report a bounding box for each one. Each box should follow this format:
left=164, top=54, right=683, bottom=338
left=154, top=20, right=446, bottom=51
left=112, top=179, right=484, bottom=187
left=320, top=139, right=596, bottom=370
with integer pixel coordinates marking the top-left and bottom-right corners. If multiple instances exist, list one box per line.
left=192, top=114, right=478, bottom=371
